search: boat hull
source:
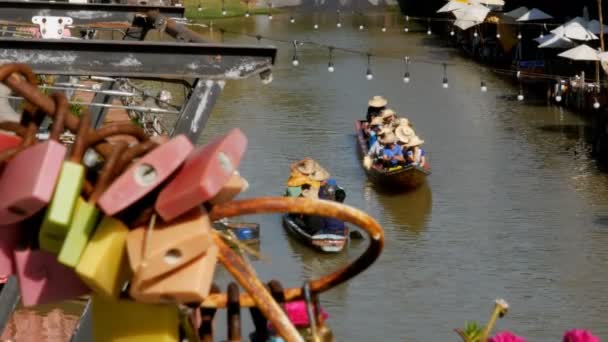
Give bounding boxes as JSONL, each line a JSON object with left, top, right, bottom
{"left": 355, "top": 120, "right": 430, "bottom": 191}
{"left": 282, "top": 215, "right": 347, "bottom": 253}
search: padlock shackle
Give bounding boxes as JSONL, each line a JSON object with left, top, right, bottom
{"left": 116, "top": 140, "right": 159, "bottom": 175}
{"left": 69, "top": 110, "right": 92, "bottom": 163}
{"left": 48, "top": 92, "right": 68, "bottom": 142}
{"left": 89, "top": 141, "right": 128, "bottom": 204}
{"left": 201, "top": 197, "right": 384, "bottom": 308}
{"left": 0, "top": 64, "right": 149, "bottom": 159}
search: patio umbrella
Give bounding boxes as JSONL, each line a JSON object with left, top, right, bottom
{"left": 475, "top": 0, "right": 504, "bottom": 6}
{"left": 452, "top": 3, "right": 490, "bottom": 30}
{"left": 587, "top": 20, "right": 608, "bottom": 35}
{"left": 558, "top": 44, "right": 600, "bottom": 61}
{"left": 516, "top": 8, "right": 553, "bottom": 22}
{"left": 535, "top": 30, "right": 577, "bottom": 49}
{"left": 552, "top": 17, "right": 598, "bottom": 41}
{"left": 504, "top": 6, "right": 528, "bottom": 18}
{"left": 437, "top": 1, "right": 468, "bottom": 13}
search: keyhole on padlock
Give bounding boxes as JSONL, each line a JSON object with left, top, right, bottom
{"left": 7, "top": 206, "right": 27, "bottom": 216}
{"left": 164, "top": 249, "right": 182, "bottom": 265}
{"left": 218, "top": 152, "right": 233, "bottom": 174}
{"left": 134, "top": 163, "right": 158, "bottom": 186}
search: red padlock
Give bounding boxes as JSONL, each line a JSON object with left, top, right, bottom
{"left": 0, "top": 122, "right": 24, "bottom": 152}
{"left": 0, "top": 93, "right": 68, "bottom": 224}
{"left": 155, "top": 128, "right": 248, "bottom": 222}
{"left": 97, "top": 135, "right": 193, "bottom": 216}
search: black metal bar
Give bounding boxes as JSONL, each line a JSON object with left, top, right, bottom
{"left": 199, "top": 284, "right": 220, "bottom": 342}
{"left": 0, "top": 38, "right": 276, "bottom": 80}
{"left": 70, "top": 298, "right": 93, "bottom": 342}
{"left": 227, "top": 282, "right": 241, "bottom": 342}
{"left": 171, "top": 79, "right": 223, "bottom": 143}
{"left": 0, "top": 276, "right": 20, "bottom": 335}
{"left": 89, "top": 81, "right": 116, "bottom": 128}
{"left": 0, "top": 1, "right": 184, "bottom": 25}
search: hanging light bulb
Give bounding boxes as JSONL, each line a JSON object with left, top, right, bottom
{"left": 594, "top": 98, "right": 601, "bottom": 109}
{"left": 404, "top": 15, "right": 409, "bottom": 32}
{"left": 245, "top": 11, "right": 250, "bottom": 17}
{"left": 268, "top": 13, "right": 273, "bottom": 20}
{"left": 517, "top": 32, "right": 522, "bottom": 39}
{"left": 382, "top": 27, "right": 387, "bottom": 32}
{"left": 221, "top": 0, "right": 226, "bottom": 15}
{"left": 289, "top": 16, "right": 295, "bottom": 23}
{"left": 555, "top": 95, "right": 562, "bottom": 102}
{"left": 403, "top": 56, "right": 411, "bottom": 83}
{"left": 442, "top": 63, "right": 449, "bottom": 89}
{"left": 517, "top": 87, "right": 524, "bottom": 101}
{"left": 291, "top": 41, "right": 299, "bottom": 66}
{"left": 450, "top": 28, "right": 455, "bottom": 36}
{"left": 336, "top": 9, "right": 342, "bottom": 28}
{"left": 267, "top": 3, "right": 272, "bottom": 20}
{"left": 481, "top": 81, "right": 487, "bottom": 92}
{"left": 496, "top": 32, "right": 501, "bottom": 38}
{"left": 404, "top": 26, "right": 409, "bottom": 32}
{"left": 366, "top": 53, "right": 373, "bottom": 80}
{"left": 327, "top": 47, "right": 335, "bottom": 72}
{"left": 314, "top": 24, "right": 319, "bottom": 29}
{"left": 197, "top": 2, "right": 202, "bottom": 11}
{"left": 359, "top": 24, "right": 365, "bottom": 30}
{"left": 337, "top": 22, "right": 342, "bottom": 28}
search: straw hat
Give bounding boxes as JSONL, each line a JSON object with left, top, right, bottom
{"left": 370, "top": 116, "right": 383, "bottom": 126}
{"left": 396, "top": 117, "right": 410, "bottom": 127}
{"left": 378, "top": 126, "right": 393, "bottom": 136}
{"left": 291, "top": 158, "right": 316, "bottom": 175}
{"left": 309, "top": 165, "right": 330, "bottom": 182}
{"left": 405, "top": 135, "right": 425, "bottom": 148}
{"left": 395, "top": 125, "right": 415, "bottom": 143}
{"left": 381, "top": 132, "right": 397, "bottom": 145}
{"left": 301, "top": 187, "right": 319, "bottom": 199}
{"left": 380, "top": 108, "right": 397, "bottom": 120}
{"left": 368, "top": 95, "right": 388, "bottom": 108}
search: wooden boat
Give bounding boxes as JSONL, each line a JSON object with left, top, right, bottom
{"left": 213, "top": 220, "right": 260, "bottom": 246}
{"left": 282, "top": 215, "right": 347, "bottom": 253}
{"left": 355, "top": 120, "right": 431, "bottom": 190}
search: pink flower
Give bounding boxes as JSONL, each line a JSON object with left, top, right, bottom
{"left": 489, "top": 331, "right": 526, "bottom": 342}
{"left": 563, "top": 329, "right": 600, "bottom": 342}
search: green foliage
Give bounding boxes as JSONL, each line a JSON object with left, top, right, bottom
{"left": 130, "top": 116, "right": 144, "bottom": 128}
{"left": 455, "top": 321, "right": 483, "bottom": 342}
{"left": 69, "top": 99, "right": 84, "bottom": 117}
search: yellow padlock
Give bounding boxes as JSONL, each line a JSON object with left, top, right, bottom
{"left": 75, "top": 215, "right": 131, "bottom": 298}
{"left": 91, "top": 295, "right": 179, "bottom": 342}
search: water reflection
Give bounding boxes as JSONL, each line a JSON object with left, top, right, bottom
{"left": 1, "top": 303, "right": 81, "bottom": 342}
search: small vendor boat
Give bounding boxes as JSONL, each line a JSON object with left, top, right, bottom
{"left": 282, "top": 215, "right": 348, "bottom": 253}
{"left": 355, "top": 120, "right": 430, "bottom": 190}
{"left": 213, "top": 219, "right": 260, "bottom": 246}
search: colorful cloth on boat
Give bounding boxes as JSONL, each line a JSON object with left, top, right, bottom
{"left": 368, "top": 131, "right": 378, "bottom": 148}
{"left": 285, "top": 186, "right": 302, "bottom": 197}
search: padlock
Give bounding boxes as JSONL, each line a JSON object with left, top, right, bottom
{"left": 0, "top": 122, "right": 24, "bottom": 152}
{"left": 126, "top": 208, "right": 217, "bottom": 303}
{"left": 57, "top": 139, "right": 158, "bottom": 268}
{"left": 0, "top": 93, "right": 68, "bottom": 224}
{"left": 39, "top": 111, "right": 92, "bottom": 254}
{"left": 97, "top": 134, "right": 193, "bottom": 216}
{"left": 13, "top": 248, "right": 89, "bottom": 307}
{"left": 0, "top": 225, "right": 20, "bottom": 277}
{"left": 155, "top": 128, "right": 248, "bottom": 222}
{"left": 91, "top": 294, "right": 179, "bottom": 342}
{"left": 74, "top": 142, "right": 133, "bottom": 298}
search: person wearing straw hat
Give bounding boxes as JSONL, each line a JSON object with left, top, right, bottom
{"left": 380, "top": 132, "right": 403, "bottom": 168}
{"left": 364, "top": 125, "right": 392, "bottom": 170}
{"left": 367, "top": 116, "right": 384, "bottom": 148}
{"left": 395, "top": 123, "right": 415, "bottom": 150}
{"left": 380, "top": 108, "right": 397, "bottom": 127}
{"left": 404, "top": 135, "right": 427, "bottom": 167}
{"left": 366, "top": 95, "right": 388, "bottom": 123}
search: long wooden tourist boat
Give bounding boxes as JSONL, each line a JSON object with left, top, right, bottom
{"left": 355, "top": 120, "right": 431, "bottom": 190}
{"left": 282, "top": 215, "right": 348, "bottom": 253}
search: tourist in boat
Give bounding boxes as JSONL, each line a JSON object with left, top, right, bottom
{"left": 394, "top": 123, "right": 416, "bottom": 156}
{"left": 366, "top": 95, "right": 388, "bottom": 123}
{"left": 380, "top": 133, "right": 403, "bottom": 168}
{"left": 380, "top": 108, "right": 397, "bottom": 128}
{"left": 367, "top": 116, "right": 384, "bottom": 148}
{"left": 285, "top": 158, "right": 322, "bottom": 197}
{"left": 404, "top": 135, "right": 427, "bottom": 167}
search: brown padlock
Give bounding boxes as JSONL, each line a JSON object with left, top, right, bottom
{"left": 126, "top": 208, "right": 218, "bottom": 304}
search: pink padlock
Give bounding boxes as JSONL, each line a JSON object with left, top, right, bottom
{"left": 0, "top": 94, "right": 68, "bottom": 224}
{"left": 0, "top": 225, "right": 20, "bottom": 278}
{"left": 14, "top": 249, "right": 89, "bottom": 307}
{"left": 97, "top": 135, "right": 193, "bottom": 216}
{"left": 155, "top": 128, "right": 248, "bottom": 222}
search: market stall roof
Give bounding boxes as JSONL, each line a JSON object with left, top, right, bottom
{"left": 558, "top": 44, "right": 600, "bottom": 61}
{"left": 516, "top": 8, "right": 553, "bottom": 22}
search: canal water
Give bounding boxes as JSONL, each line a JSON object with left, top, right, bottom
{"left": 190, "top": 12, "right": 608, "bottom": 341}
{"left": 4, "top": 10, "right": 608, "bottom": 342}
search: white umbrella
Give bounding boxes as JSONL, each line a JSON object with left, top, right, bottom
{"left": 558, "top": 44, "right": 600, "bottom": 61}
{"left": 504, "top": 6, "right": 528, "bottom": 18}
{"left": 535, "top": 31, "right": 577, "bottom": 49}
{"left": 516, "top": 8, "right": 553, "bottom": 22}
{"left": 476, "top": 0, "right": 504, "bottom": 6}
{"left": 587, "top": 20, "right": 608, "bottom": 35}
{"left": 437, "top": 1, "right": 468, "bottom": 13}
{"left": 552, "top": 17, "right": 598, "bottom": 41}
{"left": 452, "top": 3, "right": 490, "bottom": 24}
{"left": 453, "top": 19, "right": 481, "bottom": 30}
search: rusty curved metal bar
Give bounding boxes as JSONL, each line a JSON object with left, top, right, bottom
{"left": 0, "top": 64, "right": 149, "bottom": 159}
{"left": 204, "top": 197, "right": 384, "bottom": 308}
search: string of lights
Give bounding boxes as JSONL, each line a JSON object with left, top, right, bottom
{"left": 186, "top": 11, "right": 604, "bottom": 106}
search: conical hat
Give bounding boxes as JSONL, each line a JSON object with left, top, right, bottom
{"left": 381, "top": 132, "right": 397, "bottom": 144}
{"left": 368, "top": 95, "right": 387, "bottom": 108}
{"left": 405, "top": 135, "right": 425, "bottom": 147}
{"left": 395, "top": 125, "right": 415, "bottom": 143}
{"left": 291, "top": 158, "right": 316, "bottom": 175}
{"left": 309, "top": 164, "right": 330, "bottom": 182}
{"left": 380, "top": 108, "right": 397, "bottom": 119}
